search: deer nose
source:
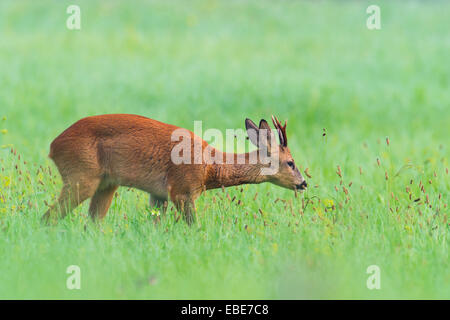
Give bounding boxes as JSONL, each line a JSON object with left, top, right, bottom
{"left": 297, "top": 181, "right": 307, "bottom": 190}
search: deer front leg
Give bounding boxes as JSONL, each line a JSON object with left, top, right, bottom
{"left": 172, "top": 196, "right": 196, "bottom": 225}
{"left": 169, "top": 188, "right": 198, "bottom": 226}
{"left": 150, "top": 195, "right": 168, "bottom": 213}
{"left": 149, "top": 194, "right": 168, "bottom": 224}
{"left": 167, "top": 170, "right": 202, "bottom": 226}
{"left": 182, "top": 198, "right": 196, "bottom": 225}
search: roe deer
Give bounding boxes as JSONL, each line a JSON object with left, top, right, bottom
{"left": 42, "top": 114, "right": 307, "bottom": 225}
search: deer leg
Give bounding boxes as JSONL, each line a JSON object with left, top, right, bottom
{"left": 149, "top": 194, "right": 168, "bottom": 223}
{"left": 42, "top": 177, "right": 100, "bottom": 224}
{"left": 168, "top": 178, "right": 201, "bottom": 226}
{"left": 89, "top": 184, "right": 118, "bottom": 221}
{"left": 183, "top": 199, "right": 196, "bottom": 225}
{"left": 149, "top": 195, "right": 168, "bottom": 212}
{"left": 172, "top": 197, "right": 196, "bottom": 226}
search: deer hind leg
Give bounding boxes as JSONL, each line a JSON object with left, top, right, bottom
{"left": 89, "top": 183, "right": 118, "bottom": 221}
{"left": 42, "top": 177, "right": 101, "bottom": 224}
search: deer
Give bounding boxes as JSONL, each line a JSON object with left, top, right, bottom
{"left": 42, "top": 114, "right": 307, "bottom": 225}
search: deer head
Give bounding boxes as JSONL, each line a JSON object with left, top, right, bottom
{"left": 245, "top": 115, "right": 307, "bottom": 191}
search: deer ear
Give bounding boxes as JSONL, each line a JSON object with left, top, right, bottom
{"left": 258, "top": 119, "right": 273, "bottom": 149}
{"left": 245, "top": 118, "right": 259, "bottom": 147}
{"left": 258, "top": 119, "right": 271, "bottom": 131}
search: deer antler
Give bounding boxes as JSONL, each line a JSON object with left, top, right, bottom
{"left": 271, "top": 115, "right": 287, "bottom": 147}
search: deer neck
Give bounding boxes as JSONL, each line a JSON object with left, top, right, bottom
{"left": 205, "top": 150, "right": 270, "bottom": 190}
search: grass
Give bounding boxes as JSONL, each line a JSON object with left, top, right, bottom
{"left": 0, "top": 0, "right": 448, "bottom": 299}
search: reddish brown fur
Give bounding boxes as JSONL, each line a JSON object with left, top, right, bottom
{"left": 42, "top": 114, "right": 306, "bottom": 225}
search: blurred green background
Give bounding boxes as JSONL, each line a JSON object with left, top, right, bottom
{"left": 0, "top": 0, "right": 448, "bottom": 299}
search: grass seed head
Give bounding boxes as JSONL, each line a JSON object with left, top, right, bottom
{"left": 336, "top": 165, "right": 342, "bottom": 178}
{"left": 304, "top": 168, "right": 312, "bottom": 178}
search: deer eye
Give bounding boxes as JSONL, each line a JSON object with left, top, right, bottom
{"left": 287, "top": 161, "right": 295, "bottom": 169}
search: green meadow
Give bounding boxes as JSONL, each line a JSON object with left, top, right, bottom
{"left": 0, "top": 0, "right": 448, "bottom": 299}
